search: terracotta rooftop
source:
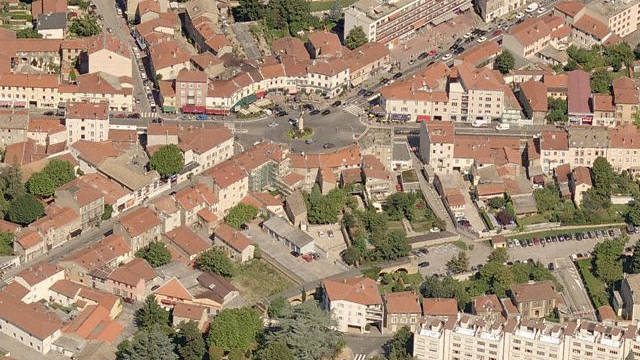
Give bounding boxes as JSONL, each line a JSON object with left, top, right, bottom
{"left": 422, "top": 298, "right": 458, "bottom": 316}
{"left": 572, "top": 166, "right": 592, "bottom": 186}
{"left": 165, "top": 226, "right": 210, "bottom": 257}
{"left": 290, "top": 144, "right": 361, "bottom": 170}
{"left": 117, "top": 207, "right": 161, "bottom": 237}
{"left": 154, "top": 277, "right": 193, "bottom": 300}
{"left": 511, "top": 280, "right": 558, "bottom": 302}
{"left": 573, "top": 14, "right": 610, "bottom": 40}
{"left": 271, "top": 36, "right": 310, "bottom": 61}
{"left": 307, "top": 31, "right": 345, "bottom": 58}
{"left": 540, "top": 130, "right": 569, "bottom": 151}
{"left": 384, "top": 291, "right": 421, "bottom": 314}
{"left": 520, "top": 80, "right": 548, "bottom": 112}
{"left": 214, "top": 224, "right": 252, "bottom": 252}
{"left": 64, "top": 234, "right": 130, "bottom": 271}
{"left": 554, "top": 0, "right": 585, "bottom": 17}
{"left": 323, "top": 277, "right": 382, "bottom": 305}
{"left": 0, "top": 292, "right": 62, "bottom": 340}
{"left": 107, "top": 258, "right": 157, "bottom": 287}
{"left": 173, "top": 302, "right": 206, "bottom": 320}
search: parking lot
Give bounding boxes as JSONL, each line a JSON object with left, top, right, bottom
{"left": 244, "top": 223, "right": 347, "bottom": 283}
{"left": 307, "top": 224, "right": 347, "bottom": 261}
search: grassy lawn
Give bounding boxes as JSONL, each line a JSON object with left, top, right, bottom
{"left": 379, "top": 273, "right": 423, "bottom": 295}
{"left": 507, "top": 225, "right": 619, "bottom": 240}
{"left": 575, "top": 259, "right": 609, "bottom": 308}
{"left": 453, "top": 240, "right": 467, "bottom": 250}
{"left": 231, "top": 259, "right": 294, "bottom": 304}
{"left": 387, "top": 220, "right": 405, "bottom": 234}
{"left": 309, "top": 0, "right": 357, "bottom": 12}
{"left": 518, "top": 213, "right": 549, "bottom": 226}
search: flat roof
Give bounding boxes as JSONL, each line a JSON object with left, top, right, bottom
{"left": 586, "top": 0, "right": 640, "bottom": 17}
{"left": 262, "top": 216, "right": 314, "bottom": 249}
{"left": 393, "top": 142, "right": 411, "bottom": 162}
{"left": 349, "top": 0, "right": 422, "bottom": 20}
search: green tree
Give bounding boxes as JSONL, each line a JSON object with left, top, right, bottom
{"left": 446, "top": 251, "right": 469, "bottom": 274}
{"left": 369, "top": 229, "right": 410, "bottom": 261}
{"left": 7, "top": 193, "right": 44, "bottom": 225}
{"left": 546, "top": 97, "right": 568, "bottom": 123}
{"left": 564, "top": 59, "right": 578, "bottom": 71}
{"left": 487, "top": 247, "right": 508, "bottom": 264}
{"left": 255, "top": 341, "right": 295, "bottom": 360}
{"left": 224, "top": 203, "right": 258, "bottom": 229}
{"left": 135, "top": 295, "right": 169, "bottom": 329}
{"left": 591, "top": 69, "right": 613, "bottom": 94}
{"left": 195, "top": 248, "right": 236, "bottom": 277}
{"left": 592, "top": 157, "right": 614, "bottom": 196}
{"left": 69, "top": 17, "right": 101, "bottom": 37}
{"left": 388, "top": 326, "right": 413, "bottom": 360}
{"left": 593, "top": 237, "right": 625, "bottom": 284}
{"left": 118, "top": 324, "right": 177, "bottom": 360}
{"left": 261, "top": 301, "right": 343, "bottom": 360}
{"left": 305, "top": 186, "right": 347, "bottom": 224}
{"left": 328, "top": 0, "right": 342, "bottom": 23}
{"left": 102, "top": 203, "right": 113, "bottom": 220}
{"left": 534, "top": 184, "right": 561, "bottom": 212}
{"left": 420, "top": 275, "right": 469, "bottom": 310}
{"left": 26, "top": 171, "right": 55, "bottom": 197}
{"left": 384, "top": 192, "right": 418, "bottom": 221}
{"left": 605, "top": 42, "right": 635, "bottom": 72}
{"left": 267, "top": 296, "right": 291, "bottom": 318}
{"left": 207, "top": 307, "right": 262, "bottom": 353}
{"left": 0, "top": 232, "right": 13, "bottom": 256}
{"left": 208, "top": 346, "right": 224, "bottom": 360}
{"left": 345, "top": 26, "right": 367, "bottom": 50}
{"left": 135, "top": 242, "right": 171, "bottom": 267}
{"left": 488, "top": 197, "right": 505, "bottom": 209}
{"left": 16, "top": 28, "right": 42, "bottom": 38}
{"left": 494, "top": 51, "right": 515, "bottom": 74}
{"left": 233, "top": 0, "right": 263, "bottom": 21}
{"left": 174, "top": 321, "right": 206, "bottom": 360}
{"left": 149, "top": 144, "right": 184, "bottom": 178}
{"left": 477, "top": 261, "right": 514, "bottom": 297}
{"left": 69, "top": 69, "right": 77, "bottom": 82}
{"left": 629, "top": 240, "right": 640, "bottom": 274}
{"left": 627, "top": 349, "right": 636, "bottom": 360}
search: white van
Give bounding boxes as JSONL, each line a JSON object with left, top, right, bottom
{"left": 496, "top": 123, "right": 510, "bottom": 130}
{"left": 525, "top": 2, "right": 539, "bottom": 13}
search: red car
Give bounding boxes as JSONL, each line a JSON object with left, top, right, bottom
{"left": 302, "top": 254, "right": 313, "bottom": 262}
{"left": 429, "top": 49, "right": 438, "bottom": 56}
{"left": 492, "top": 30, "right": 502, "bottom": 36}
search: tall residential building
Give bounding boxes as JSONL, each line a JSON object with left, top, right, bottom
{"left": 65, "top": 101, "right": 109, "bottom": 144}
{"left": 321, "top": 277, "right": 384, "bottom": 333}
{"left": 343, "top": 0, "right": 473, "bottom": 48}
{"left": 476, "top": 0, "right": 526, "bottom": 22}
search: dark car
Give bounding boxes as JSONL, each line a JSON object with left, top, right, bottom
{"left": 310, "top": 109, "right": 320, "bottom": 115}
{"left": 393, "top": 72, "right": 403, "bottom": 79}
{"left": 276, "top": 110, "right": 287, "bottom": 117}
{"left": 364, "top": 90, "right": 374, "bottom": 97}
{"left": 418, "top": 52, "right": 428, "bottom": 60}
{"left": 129, "top": 113, "right": 140, "bottom": 118}
{"left": 358, "top": 89, "right": 367, "bottom": 96}
{"left": 323, "top": 143, "right": 335, "bottom": 149}
{"left": 288, "top": 118, "right": 298, "bottom": 125}
{"left": 43, "top": 110, "right": 55, "bottom": 115}
{"left": 321, "top": 109, "right": 331, "bottom": 115}
{"left": 291, "top": 251, "right": 300, "bottom": 257}
{"left": 418, "top": 261, "right": 430, "bottom": 267}
{"left": 303, "top": 103, "right": 315, "bottom": 111}
{"left": 380, "top": 78, "right": 389, "bottom": 85}
{"left": 454, "top": 48, "right": 464, "bottom": 55}
{"left": 332, "top": 100, "right": 342, "bottom": 107}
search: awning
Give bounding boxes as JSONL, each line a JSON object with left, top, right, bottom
{"left": 0, "top": 101, "right": 11, "bottom": 106}
{"left": 13, "top": 101, "right": 26, "bottom": 107}
{"left": 416, "top": 115, "right": 431, "bottom": 122}
{"left": 206, "top": 108, "right": 228, "bottom": 115}
{"left": 233, "top": 94, "right": 258, "bottom": 109}
{"left": 256, "top": 91, "right": 266, "bottom": 98}
{"left": 390, "top": 113, "right": 410, "bottom": 121}
{"left": 162, "top": 105, "right": 176, "bottom": 113}
{"left": 181, "top": 105, "right": 206, "bottom": 114}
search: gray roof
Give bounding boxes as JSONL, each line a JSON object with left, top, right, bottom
{"left": 285, "top": 190, "right": 307, "bottom": 216}
{"left": 262, "top": 216, "right": 314, "bottom": 249}
{"left": 511, "top": 194, "right": 538, "bottom": 215}
{"left": 0, "top": 110, "right": 29, "bottom": 130}
{"left": 393, "top": 142, "right": 411, "bottom": 162}
{"left": 37, "top": 12, "right": 66, "bottom": 30}
{"left": 567, "top": 127, "right": 609, "bottom": 149}
{"left": 98, "top": 153, "right": 158, "bottom": 191}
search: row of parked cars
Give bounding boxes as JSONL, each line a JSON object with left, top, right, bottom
{"left": 507, "top": 228, "right": 619, "bottom": 248}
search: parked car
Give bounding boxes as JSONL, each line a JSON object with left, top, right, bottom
{"left": 327, "top": 230, "right": 334, "bottom": 237}
{"left": 291, "top": 251, "right": 300, "bottom": 257}
{"left": 418, "top": 52, "right": 428, "bottom": 60}
{"left": 195, "top": 114, "right": 208, "bottom": 121}
{"left": 321, "top": 109, "right": 331, "bottom": 115}
{"left": 418, "top": 261, "right": 430, "bottom": 267}
{"left": 310, "top": 109, "right": 320, "bottom": 115}
{"left": 393, "top": 72, "right": 403, "bottom": 79}
{"left": 496, "top": 123, "right": 510, "bottom": 130}
{"left": 441, "top": 53, "right": 453, "bottom": 61}
{"left": 332, "top": 101, "right": 342, "bottom": 107}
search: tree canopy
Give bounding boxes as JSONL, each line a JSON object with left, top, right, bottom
{"left": 387, "top": 326, "right": 413, "bottom": 360}
{"left": 174, "top": 321, "right": 206, "bottom": 360}
{"left": 135, "top": 242, "right": 171, "bottom": 267}
{"left": 195, "top": 248, "right": 236, "bottom": 277}
{"left": 26, "top": 159, "right": 75, "bottom": 197}
{"left": 149, "top": 145, "right": 184, "bottom": 178}
{"left": 345, "top": 26, "right": 367, "bottom": 50}
{"left": 116, "top": 324, "right": 177, "bottom": 360}
{"left": 494, "top": 51, "right": 515, "bottom": 74}
{"left": 207, "top": 307, "right": 262, "bottom": 353}
{"left": 7, "top": 193, "right": 44, "bottom": 225}
{"left": 446, "top": 251, "right": 469, "bottom": 274}
{"left": 305, "top": 185, "right": 347, "bottom": 224}
{"left": 592, "top": 236, "right": 626, "bottom": 285}
{"left": 0, "top": 232, "right": 13, "bottom": 256}
{"left": 16, "top": 28, "right": 42, "bottom": 38}
{"left": 546, "top": 97, "right": 568, "bottom": 124}
{"left": 260, "top": 301, "right": 343, "bottom": 360}
{"left": 135, "top": 295, "right": 169, "bottom": 329}
{"left": 70, "top": 17, "right": 101, "bottom": 37}
{"left": 224, "top": 203, "right": 258, "bottom": 229}
{"left": 591, "top": 69, "right": 613, "bottom": 94}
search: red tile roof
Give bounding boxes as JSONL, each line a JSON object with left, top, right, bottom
{"left": 108, "top": 258, "right": 157, "bottom": 287}
{"left": 154, "top": 277, "right": 193, "bottom": 300}
{"left": 214, "top": 223, "right": 252, "bottom": 252}
{"left": 541, "top": 130, "right": 569, "bottom": 151}
{"left": 165, "top": 226, "right": 210, "bottom": 257}
{"left": 572, "top": 166, "right": 592, "bottom": 186}
{"left": 290, "top": 144, "right": 361, "bottom": 170}
{"left": 554, "top": 1, "right": 585, "bottom": 17}
{"left": 520, "top": 80, "right": 548, "bottom": 112}
{"left": 573, "top": 14, "right": 609, "bottom": 40}
{"left": 118, "top": 207, "right": 161, "bottom": 237}
{"left": 323, "top": 277, "right": 382, "bottom": 305}
{"left": 0, "top": 292, "right": 62, "bottom": 340}
{"left": 173, "top": 302, "right": 206, "bottom": 320}
{"left": 422, "top": 298, "right": 458, "bottom": 316}
{"left": 384, "top": 291, "right": 421, "bottom": 314}
{"left": 16, "top": 262, "right": 60, "bottom": 286}
{"left": 271, "top": 36, "right": 310, "bottom": 61}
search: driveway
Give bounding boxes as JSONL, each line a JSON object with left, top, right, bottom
{"left": 245, "top": 223, "right": 347, "bottom": 283}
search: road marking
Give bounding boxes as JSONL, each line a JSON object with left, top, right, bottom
{"left": 354, "top": 354, "right": 367, "bottom": 360}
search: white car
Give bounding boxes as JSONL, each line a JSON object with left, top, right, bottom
{"left": 463, "top": 32, "right": 472, "bottom": 39}
{"left": 430, "top": 227, "right": 441, "bottom": 233}
{"left": 525, "top": 2, "right": 538, "bottom": 12}
{"left": 537, "top": 7, "right": 545, "bottom": 14}
{"left": 496, "top": 123, "right": 510, "bottom": 130}
{"left": 515, "top": 12, "right": 524, "bottom": 19}
{"left": 268, "top": 121, "right": 278, "bottom": 128}
{"left": 477, "top": 36, "right": 487, "bottom": 43}
{"left": 441, "top": 53, "right": 453, "bottom": 61}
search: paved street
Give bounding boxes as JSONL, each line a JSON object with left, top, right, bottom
{"left": 554, "top": 257, "right": 597, "bottom": 321}
{"left": 92, "top": 0, "right": 151, "bottom": 113}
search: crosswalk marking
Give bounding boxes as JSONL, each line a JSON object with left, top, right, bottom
{"left": 343, "top": 104, "right": 363, "bottom": 116}
{"left": 354, "top": 354, "right": 367, "bottom": 360}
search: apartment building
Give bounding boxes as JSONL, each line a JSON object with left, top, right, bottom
{"left": 114, "top": 207, "right": 162, "bottom": 252}
{"left": 476, "top": 0, "right": 526, "bottom": 22}
{"left": 502, "top": 16, "right": 568, "bottom": 59}
{"left": 621, "top": 273, "right": 640, "bottom": 321}
{"left": 607, "top": 124, "right": 640, "bottom": 173}
{"left": 343, "top": 0, "right": 473, "bottom": 48}
{"left": 0, "top": 109, "right": 29, "bottom": 147}
{"left": 567, "top": 126, "right": 609, "bottom": 168}
{"left": 65, "top": 101, "right": 109, "bottom": 144}
{"left": 175, "top": 69, "right": 207, "bottom": 112}
{"left": 568, "top": 70, "right": 593, "bottom": 125}
{"left": 383, "top": 291, "right": 422, "bottom": 333}
{"left": 449, "top": 63, "right": 506, "bottom": 123}
{"left": 570, "top": 166, "right": 593, "bottom": 206}
{"left": 510, "top": 280, "right": 560, "bottom": 320}
{"left": 571, "top": 14, "right": 612, "bottom": 48}
{"left": 585, "top": 0, "right": 640, "bottom": 38}
{"left": 592, "top": 94, "right": 616, "bottom": 127}
{"left": 612, "top": 77, "right": 640, "bottom": 125}
{"left": 321, "top": 277, "right": 383, "bottom": 333}
{"left": 201, "top": 161, "right": 248, "bottom": 215}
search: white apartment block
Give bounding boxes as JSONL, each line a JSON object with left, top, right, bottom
{"left": 65, "top": 101, "right": 110, "bottom": 144}
{"left": 321, "top": 277, "right": 384, "bottom": 334}
{"left": 344, "top": 0, "right": 473, "bottom": 48}
{"left": 586, "top": 0, "right": 640, "bottom": 38}
{"left": 414, "top": 315, "right": 631, "bottom": 360}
